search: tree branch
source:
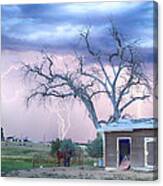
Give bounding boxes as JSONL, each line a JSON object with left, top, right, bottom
{"left": 120, "top": 95, "right": 150, "bottom": 113}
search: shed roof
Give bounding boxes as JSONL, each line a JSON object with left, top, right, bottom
{"left": 97, "top": 118, "right": 158, "bottom": 133}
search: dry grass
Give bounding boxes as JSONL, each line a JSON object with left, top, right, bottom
{"left": 3, "top": 166, "right": 158, "bottom": 181}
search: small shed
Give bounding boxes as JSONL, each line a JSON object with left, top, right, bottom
{"left": 97, "top": 118, "right": 158, "bottom": 171}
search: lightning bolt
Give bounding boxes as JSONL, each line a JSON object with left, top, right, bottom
{"left": 1, "top": 64, "right": 22, "bottom": 80}
{"left": 46, "top": 100, "right": 72, "bottom": 140}
{"left": 1, "top": 63, "right": 24, "bottom": 103}
{"left": 62, "top": 101, "right": 71, "bottom": 139}
{"left": 2, "top": 63, "right": 72, "bottom": 140}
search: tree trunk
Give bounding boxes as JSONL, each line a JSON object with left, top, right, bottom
{"left": 80, "top": 96, "right": 100, "bottom": 129}
{"left": 112, "top": 109, "right": 121, "bottom": 122}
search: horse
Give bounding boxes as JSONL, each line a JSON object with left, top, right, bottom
{"left": 56, "top": 150, "right": 72, "bottom": 167}
{"left": 56, "top": 150, "right": 64, "bottom": 166}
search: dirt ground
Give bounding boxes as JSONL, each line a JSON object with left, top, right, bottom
{"left": 2, "top": 166, "right": 158, "bottom": 181}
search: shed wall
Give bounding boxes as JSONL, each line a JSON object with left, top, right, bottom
{"left": 105, "top": 129, "right": 157, "bottom": 168}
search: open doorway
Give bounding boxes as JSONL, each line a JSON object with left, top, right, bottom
{"left": 117, "top": 137, "right": 131, "bottom": 169}
{"left": 144, "top": 137, "right": 157, "bottom": 169}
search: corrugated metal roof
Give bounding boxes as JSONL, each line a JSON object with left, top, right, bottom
{"left": 97, "top": 118, "right": 158, "bottom": 132}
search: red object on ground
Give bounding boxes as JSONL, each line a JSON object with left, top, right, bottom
{"left": 119, "top": 160, "right": 131, "bottom": 170}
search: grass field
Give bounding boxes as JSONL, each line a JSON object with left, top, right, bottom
{"left": 1, "top": 141, "right": 157, "bottom": 180}
{"left": 1, "top": 141, "right": 95, "bottom": 175}
{"left": 1, "top": 141, "right": 56, "bottom": 174}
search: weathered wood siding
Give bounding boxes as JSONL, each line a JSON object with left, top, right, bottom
{"left": 105, "top": 129, "right": 158, "bottom": 168}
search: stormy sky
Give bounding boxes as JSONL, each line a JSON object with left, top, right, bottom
{"left": 1, "top": 1, "right": 157, "bottom": 142}
{"left": 2, "top": 2, "right": 156, "bottom": 53}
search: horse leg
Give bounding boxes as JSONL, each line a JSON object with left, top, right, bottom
{"left": 57, "top": 157, "right": 60, "bottom": 166}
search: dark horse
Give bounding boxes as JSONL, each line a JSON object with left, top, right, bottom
{"left": 56, "top": 150, "right": 72, "bottom": 167}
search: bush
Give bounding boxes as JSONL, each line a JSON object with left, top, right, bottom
{"left": 50, "top": 138, "right": 61, "bottom": 156}
{"left": 86, "top": 135, "right": 103, "bottom": 159}
{"left": 50, "top": 138, "right": 77, "bottom": 156}
{"left": 60, "top": 139, "right": 76, "bottom": 156}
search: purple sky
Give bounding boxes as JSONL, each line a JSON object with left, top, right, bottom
{"left": 1, "top": 1, "right": 157, "bottom": 142}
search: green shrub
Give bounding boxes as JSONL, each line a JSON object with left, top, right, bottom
{"left": 86, "top": 135, "right": 103, "bottom": 159}
{"left": 50, "top": 138, "right": 61, "bottom": 156}
{"left": 60, "top": 139, "right": 76, "bottom": 156}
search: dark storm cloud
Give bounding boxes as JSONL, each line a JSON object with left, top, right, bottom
{"left": 1, "top": 1, "right": 157, "bottom": 60}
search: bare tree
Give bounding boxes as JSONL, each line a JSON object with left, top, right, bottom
{"left": 22, "top": 22, "right": 151, "bottom": 129}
